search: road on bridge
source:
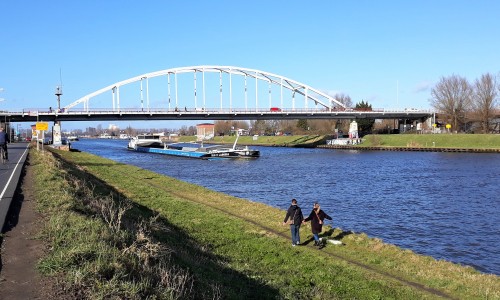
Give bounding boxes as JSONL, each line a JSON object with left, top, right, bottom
{"left": 0, "top": 142, "right": 29, "bottom": 231}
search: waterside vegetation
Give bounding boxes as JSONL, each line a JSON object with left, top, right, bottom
{"left": 32, "top": 148, "right": 499, "bottom": 299}
{"left": 361, "top": 133, "right": 500, "bottom": 149}
{"left": 178, "top": 134, "right": 325, "bottom": 147}
{"left": 180, "top": 133, "right": 500, "bottom": 149}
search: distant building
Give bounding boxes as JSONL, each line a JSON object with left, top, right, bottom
{"left": 232, "top": 128, "right": 249, "bottom": 136}
{"left": 196, "top": 123, "right": 215, "bottom": 139}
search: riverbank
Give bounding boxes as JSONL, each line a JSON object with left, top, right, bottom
{"left": 319, "top": 144, "right": 500, "bottom": 153}
{"left": 361, "top": 133, "right": 500, "bottom": 149}
{"left": 17, "top": 148, "right": 499, "bottom": 299}
{"left": 321, "top": 134, "right": 500, "bottom": 153}
{"left": 178, "top": 134, "right": 326, "bottom": 147}
{"left": 182, "top": 134, "right": 500, "bottom": 151}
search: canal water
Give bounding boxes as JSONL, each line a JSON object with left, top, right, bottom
{"left": 72, "top": 138, "right": 500, "bottom": 275}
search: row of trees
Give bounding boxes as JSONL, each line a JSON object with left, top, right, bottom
{"left": 214, "top": 119, "right": 339, "bottom": 136}
{"left": 430, "top": 73, "right": 499, "bottom": 133}
{"left": 215, "top": 72, "right": 500, "bottom": 136}
{"left": 212, "top": 94, "right": 377, "bottom": 136}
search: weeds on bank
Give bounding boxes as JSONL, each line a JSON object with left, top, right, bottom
{"left": 33, "top": 151, "right": 196, "bottom": 299}
{"left": 406, "top": 141, "right": 422, "bottom": 147}
{"left": 362, "top": 134, "right": 500, "bottom": 148}
{"left": 367, "top": 135, "right": 382, "bottom": 146}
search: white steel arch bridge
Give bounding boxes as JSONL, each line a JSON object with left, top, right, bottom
{"left": 64, "top": 65, "right": 346, "bottom": 112}
{"left": 2, "top": 65, "right": 433, "bottom": 122}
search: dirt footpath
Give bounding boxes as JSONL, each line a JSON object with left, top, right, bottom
{"left": 0, "top": 161, "right": 53, "bottom": 299}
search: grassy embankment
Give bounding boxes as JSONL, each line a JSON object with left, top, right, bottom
{"left": 32, "top": 149, "right": 499, "bottom": 299}
{"left": 179, "top": 133, "right": 500, "bottom": 149}
{"left": 178, "top": 134, "right": 325, "bottom": 147}
{"left": 360, "top": 134, "right": 500, "bottom": 149}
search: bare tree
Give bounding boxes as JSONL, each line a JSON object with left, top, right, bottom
{"left": 309, "top": 119, "right": 337, "bottom": 134}
{"left": 473, "top": 73, "right": 498, "bottom": 133}
{"left": 178, "top": 125, "right": 189, "bottom": 135}
{"left": 214, "top": 120, "right": 232, "bottom": 135}
{"left": 333, "top": 93, "right": 353, "bottom": 133}
{"left": 430, "top": 75, "right": 473, "bottom": 132}
{"left": 231, "top": 120, "right": 249, "bottom": 130}
{"left": 188, "top": 125, "right": 197, "bottom": 135}
{"left": 124, "top": 125, "right": 136, "bottom": 136}
{"left": 250, "top": 120, "right": 269, "bottom": 135}
{"left": 334, "top": 93, "right": 353, "bottom": 108}
{"left": 277, "top": 120, "right": 295, "bottom": 134}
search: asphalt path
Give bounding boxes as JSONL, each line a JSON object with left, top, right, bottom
{"left": 0, "top": 142, "right": 29, "bottom": 232}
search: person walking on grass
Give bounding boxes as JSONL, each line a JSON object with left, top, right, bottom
{"left": 303, "top": 202, "right": 332, "bottom": 247}
{"left": 282, "top": 198, "right": 304, "bottom": 246}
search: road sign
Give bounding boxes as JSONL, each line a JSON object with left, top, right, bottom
{"left": 445, "top": 124, "right": 451, "bottom": 129}
{"left": 36, "top": 122, "right": 49, "bottom": 131}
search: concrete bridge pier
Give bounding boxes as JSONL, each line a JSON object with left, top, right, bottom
{"left": 52, "top": 121, "right": 62, "bottom": 146}
{"left": 397, "top": 117, "right": 431, "bottom": 133}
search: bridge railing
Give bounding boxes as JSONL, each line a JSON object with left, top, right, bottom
{"left": 47, "top": 108, "right": 431, "bottom": 114}
{"left": 2, "top": 107, "right": 435, "bottom": 116}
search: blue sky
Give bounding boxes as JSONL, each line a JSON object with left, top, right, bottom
{"left": 1, "top": 1, "right": 499, "bottom": 130}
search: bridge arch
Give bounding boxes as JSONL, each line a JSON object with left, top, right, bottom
{"left": 64, "top": 65, "right": 345, "bottom": 112}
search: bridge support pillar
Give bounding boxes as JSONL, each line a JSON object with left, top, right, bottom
{"left": 399, "top": 118, "right": 415, "bottom": 133}
{"left": 52, "top": 121, "right": 62, "bottom": 146}
{"left": 425, "top": 116, "right": 434, "bottom": 131}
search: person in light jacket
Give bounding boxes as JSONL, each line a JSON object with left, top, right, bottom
{"left": 282, "top": 198, "right": 304, "bottom": 246}
{"left": 303, "top": 203, "right": 332, "bottom": 246}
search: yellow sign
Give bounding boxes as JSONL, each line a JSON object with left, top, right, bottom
{"left": 432, "top": 123, "right": 437, "bottom": 128}
{"left": 36, "top": 122, "right": 49, "bottom": 131}
{"left": 445, "top": 124, "right": 451, "bottom": 129}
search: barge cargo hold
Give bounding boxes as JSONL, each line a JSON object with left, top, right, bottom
{"left": 128, "top": 135, "right": 260, "bottom": 159}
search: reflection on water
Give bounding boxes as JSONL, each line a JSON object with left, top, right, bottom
{"left": 73, "top": 139, "right": 500, "bottom": 275}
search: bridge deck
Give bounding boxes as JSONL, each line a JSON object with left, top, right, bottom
{"left": 2, "top": 108, "right": 433, "bottom": 122}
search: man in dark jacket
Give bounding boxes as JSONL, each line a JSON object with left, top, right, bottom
{"left": 283, "top": 198, "right": 304, "bottom": 246}
{"left": 304, "top": 202, "right": 332, "bottom": 247}
{"left": 0, "top": 127, "right": 9, "bottom": 160}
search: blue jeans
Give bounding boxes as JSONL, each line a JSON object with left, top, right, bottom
{"left": 313, "top": 233, "right": 319, "bottom": 242}
{"left": 290, "top": 224, "right": 301, "bottom": 245}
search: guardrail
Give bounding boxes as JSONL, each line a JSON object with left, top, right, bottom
{"left": 1, "top": 107, "right": 435, "bottom": 115}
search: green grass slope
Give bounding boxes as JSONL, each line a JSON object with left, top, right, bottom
{"left": 361, "top": 134, "right": 500, "bottom": 149}
{"left": 32, "top": 149, "right": 499, "bottom": 299}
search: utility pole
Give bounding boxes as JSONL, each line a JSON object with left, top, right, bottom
{"left": 53, "top": 86, "right": 63, "bottom": 146}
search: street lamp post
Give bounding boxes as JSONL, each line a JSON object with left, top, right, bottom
{"left": 55, "top": 86, "right": 62, "bottom": 110}
{"left": 53, "top": 86, "right": 63, "bottom": 146}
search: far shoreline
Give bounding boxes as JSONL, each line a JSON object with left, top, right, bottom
{"left": 178, "top": 133, "right": 500, "bottom": 152}
{"left": 317, "top": 144, "right": 500, "bottom": 153}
